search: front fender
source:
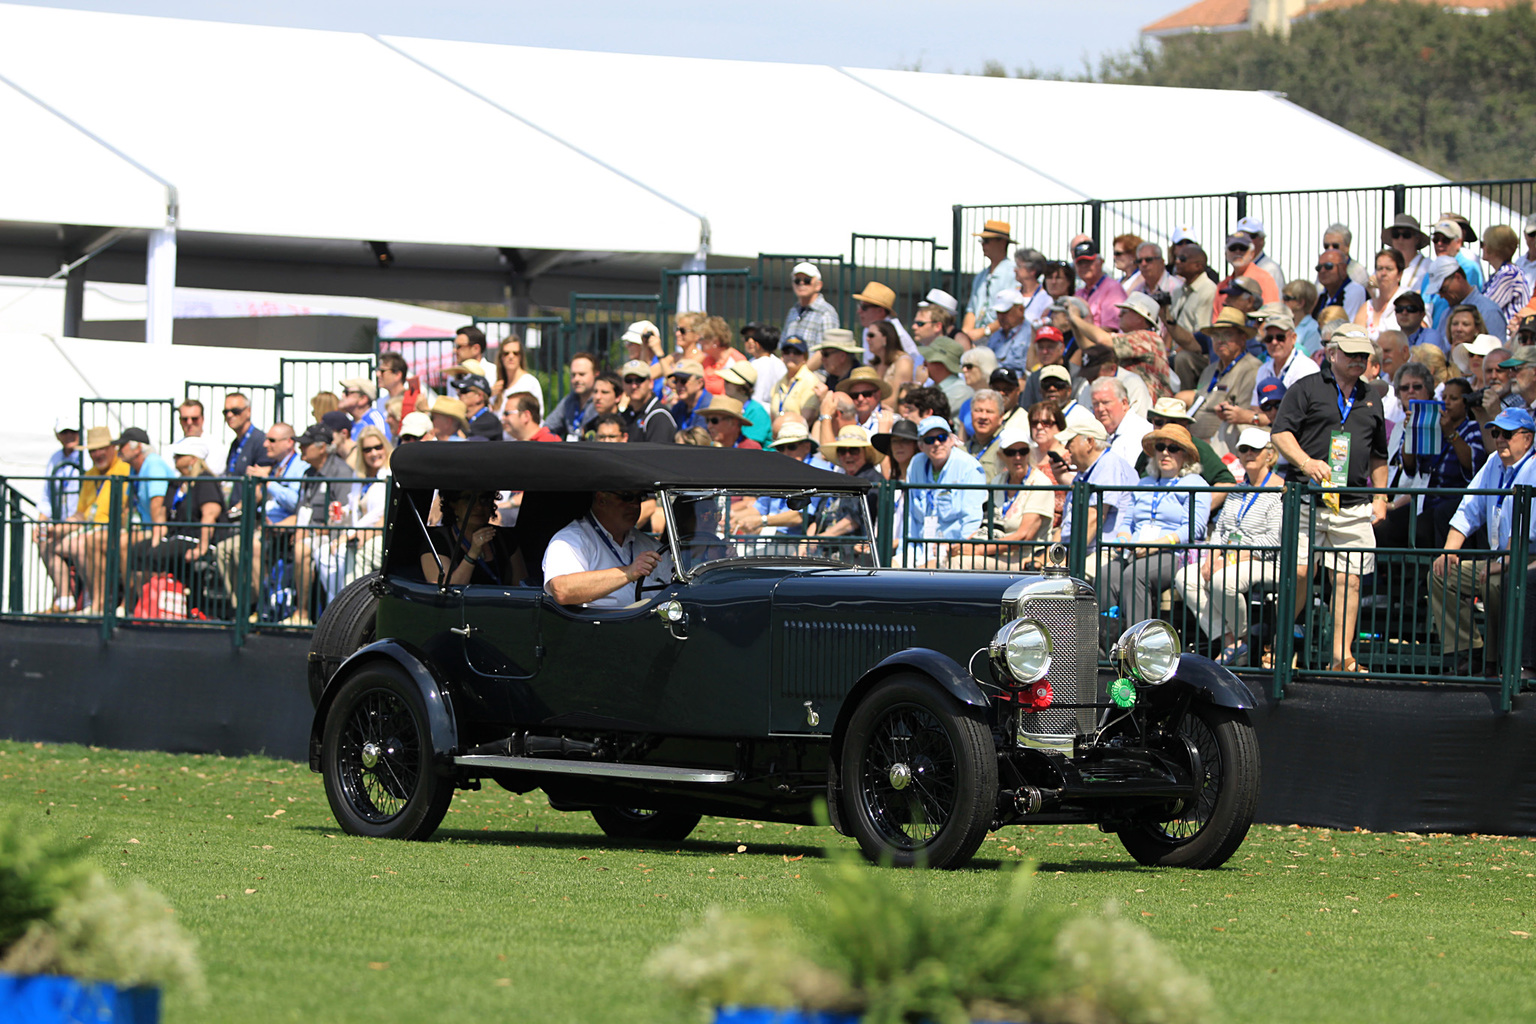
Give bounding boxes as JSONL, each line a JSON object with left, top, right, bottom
{"left": 1163, "top": 653, "right": 1257, "bottom": 709}
{"left": 307, "top": 638, "right": 459, "bottom": 772}
{"left": 857, "top": 647, "right": 990, "bottom": 710}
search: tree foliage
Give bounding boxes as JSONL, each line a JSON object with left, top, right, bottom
{"left": 1093, "top": 1, "right": 1536, "bottom": 181}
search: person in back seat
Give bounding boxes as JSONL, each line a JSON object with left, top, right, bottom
{"left": 422, "top": 490, "right": 526, "bottom": 587}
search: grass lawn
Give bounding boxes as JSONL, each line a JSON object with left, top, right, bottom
{"left": 1, "top": 737, "right": 1533, "bottom": 1023}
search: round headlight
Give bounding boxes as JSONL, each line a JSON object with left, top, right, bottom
{"left": 1119, "top": 619, "right": 1181, "bottom": 684}
{"left": 990, "top": 618, "right": 1052, "bottom": 685}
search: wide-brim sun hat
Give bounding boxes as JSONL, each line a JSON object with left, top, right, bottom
{"left": 1142, "top": 423, "right": 1199, "bottom": 461}
{"left": 850, "top": 282, "right": 897, "bottom": 311}
{"left": 871, "top": 418, "right": 920, "bottom": 456}
{"left": 835, "top": 366, "right": 893, "bottom": 400}
{"left": 1381, "top": 214, "right": 1430, "bottom": 250}
{"left": 823, "top": 424, "right": 884, "bottom": 465}
{"left": 700, "top": 394, "right": 751, "bottom": 424}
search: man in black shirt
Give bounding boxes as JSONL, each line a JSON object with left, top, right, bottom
{"left": 620, "top": 359, "right": 677, "bottom": 444}
{"left": 1265, "top": 327, "right": 1388, "bottom": 672}
{"left": 1270, "top": 324, "right": 1388, "bottom": 673}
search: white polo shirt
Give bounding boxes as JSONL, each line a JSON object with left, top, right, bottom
{"left": 542, "top": 514, "right": 672, "bottom": 609}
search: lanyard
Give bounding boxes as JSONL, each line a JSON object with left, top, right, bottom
{"left": 450, "top": 523, "right": 500, "bottom": 584}
{"left": 1237, "top": 471, "right": 1273, "bottom": 523}
{"left": 1336, "top": 381, "right": 1358, "bottom": 424}
{"left": 1061, "top": 399, "right": 1080, "bottom": 418}
{"left": 1495, "top": 451, "right": 1534, "bottom": 509}
{"left": 586, "top": 513, "right": 630, "bottom": 564}
{"left": 227, "top": 426, "right": 255, "bottom": 474}
{"left": 1277, "top": 349, "right": 1299, "bottom": 382}
{"left": 1206, "top": 358, "right": 1238, "bottom": 392}
{"left": 275, "top": 451, "right": 297, "bottom": 478}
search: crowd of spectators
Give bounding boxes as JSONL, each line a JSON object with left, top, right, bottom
{"left": 29, "top": 210, "right": 1536, "bottom": 677}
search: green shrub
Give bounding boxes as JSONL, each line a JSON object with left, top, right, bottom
{"left": 0, "top": 813, "right": 95, "bottom": 949}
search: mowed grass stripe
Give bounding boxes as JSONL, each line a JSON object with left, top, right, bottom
{"left": 1, "top": 739, "right": 1532, "bottom": 1023}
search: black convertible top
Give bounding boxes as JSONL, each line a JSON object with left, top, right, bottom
{"left": 390, "top": 440, "right": 871, "bottom": 492}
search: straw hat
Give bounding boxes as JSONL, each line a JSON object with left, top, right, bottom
{"left": 700, "top": 394, "right": 750, "bottom": 424}
{"left": 823, "top": 425, "right": 883, "bottom": 465}
{"left": 767, "top": 421, "right": 817, "bottom": 449}
{"left": 1204, "top": 306, "right": 1256, "bottom": 340}
{"left": 1149, "top": 397, "right": 1194, "bottom": 423}
{"left": 84, "top": 426, "right": 114, "bottom": 451}
{"left": 720, "top": 361, "right": 758, "bottom": 389}
{"left": 835, "top": 366, "right": 893, "bottom": 400}
{"left": 851, "top": 282, "right": 896, "bottom": 311}
{"left": 1141, "top": 422, "right": 1199, "bottom": 461}
{"left": 814, "top": 328, "right": 864, "bottom": 355}
{"left": 972, "top": 220, "right": 1014, "bottom": 242}
{"left": 429, "top": 396, "right": 470, "bottom": 432}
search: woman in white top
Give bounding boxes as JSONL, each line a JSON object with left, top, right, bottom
{"left": 490, "top": 333, "right": 544, "bottom": 417}
{"left": 1354, "top": 248, "right": 1405, "bottom": 341}
{"left": 319, "top": 425, "right": 393, "bottom": 598}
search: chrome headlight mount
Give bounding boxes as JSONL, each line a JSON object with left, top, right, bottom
{"left": 989, "top": 618, "right": 1052, "bottom": 687}
{"left": 1111, "top": 619, "right": 1181, "bottom": 685}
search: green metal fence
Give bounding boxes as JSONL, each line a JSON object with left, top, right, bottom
{"left": 659, "top": 268, "right": 753, "bottom": 342}
{"left": 849, "top": 233, "right": 947, "bottom": 330}
{"left": 184, "top": 382, "right": 280, "bottom": 458}
{"left": 375, "top": 336, "right": 457, "bottom": 396}
{"left": 278, "top": 357, "right": 375, "bottom": 425}
{"left": 953, "top": 178, "right": 1536, "bottom": 304}
{"left": 567, "top": 293, "right": 663, "bottom": 377}
{"left": 754, "top": 253, "right": 846, "bottom": 328}
{"left": 78, "top": 398, "right": 177, "bottom": 452}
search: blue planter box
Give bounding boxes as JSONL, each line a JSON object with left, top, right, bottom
{"left": 0, "top": 975, "right": 160, "bottom": 1024}
{"left": 714, "top": 1010, "right": 860, "bottom": 1024}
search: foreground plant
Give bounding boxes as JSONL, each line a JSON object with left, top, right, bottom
{"left": 649, "top": 851, "right": 1214, "bottom": 1024}
{"left": 0, "top": 813, "right": 204, "bottom": 1001}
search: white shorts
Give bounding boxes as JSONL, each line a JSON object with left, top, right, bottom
{"left": 1296, "top": 502, "right": 1375, "bottom": 575}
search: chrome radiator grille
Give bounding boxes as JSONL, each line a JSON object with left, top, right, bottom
{"left": 1016, "top": 595, "right": 1100, "bottom": 747}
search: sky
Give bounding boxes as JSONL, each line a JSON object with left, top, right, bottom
{"left": 9, "top": 0, "right": 1177, "bottom": 76}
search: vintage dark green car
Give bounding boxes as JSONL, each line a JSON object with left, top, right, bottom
{"left": 308, "top": 442, "right": 1260, "bottom": 870}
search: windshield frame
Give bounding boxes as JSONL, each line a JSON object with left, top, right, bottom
{"left": 659, "top": 485, "right": 879, "bottom": 581}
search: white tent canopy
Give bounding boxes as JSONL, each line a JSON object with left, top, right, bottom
{"left": 0, "top": 2, "right": 1456, "bottom": 332}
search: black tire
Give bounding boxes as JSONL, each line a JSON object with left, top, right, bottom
{"left": 839, "top": 674, "right": 997, "bottom": 869}
{"left": 320, "top": 666, "right": 453, "bottom": 840}
{"left": 1118, "top": 703, "right": 1260, "bottom": 869}
{"left": 590, "top": 807, "right": 702, "bottom": 842}
{"left": 308, "top": 572, "right": 379, "bottom": 706}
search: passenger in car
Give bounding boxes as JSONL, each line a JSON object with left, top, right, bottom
{"left": 543, "top": 490, "right": 673, "bottom": 608}
{"left": 421, "top": 490, "right": 526, "bottom": 587}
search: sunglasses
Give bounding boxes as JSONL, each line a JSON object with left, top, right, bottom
{"left": 1136, "top": 255, "right": 1160, "bottom": 264}
{"left": 920, "top": 432, "right": 949, "bottom": 445}
{"left": 1227, "top": 244, "right": 1251, "bottom": 253}
{"left": 398, "top": 434, "right": 422, "bottom": 443}
{"left": 611, "top": 491, "right": 645, "bottom": 502}
{"left": 1003, "top": 447, "right": 1030, "bottom": 457}
{"left": 1316, "top": 263, "right": 1339, "bottom": 271}
{"left": 858, "top": 302, "right": 886, "bottom": 312}
{"left": 912, "top": 319, "right": 935, "bottom": 328}
{"left": 360, "top": 444, "right": 385, "bottom": 453}
{"left": 1236, "top": 444, "right": 1263, "bottom": 455}
{"left": 1153, "top": 442, "right": 1184, "bottom": 454}
{"left": 849, "top": 389, "right": 879, "bottom": 399}
{"left": 1489, "top": 427, "right": 1520, "bottom": 440}
{"left": 675, "top": 326, "right": 690, "bottom": 334}
{"left": 624, "top": 375, "right": 648, "bottom": 385}
{"left": 792, "top": 276, "right": 813, "bottom": 285}
{"left": 1392, "top": 304, "right": 1419, "bottom": 315}
{"left": 704, "top": 416, "right": 731, "bottom": 425}
{"left": 1030, "top": 419, "right": 1056, "bottom": 428}
{"left": 179, "top": 415, "right": 202, "bottom": 424}
{"left": 1323, "top": 242, "right": 1342, "bottom": 250}
{"left": 222, "top": 406, "right": 248, "bottom": 417}
{"left": 1390, "top": 228, "right": 1418, "bottom": 239}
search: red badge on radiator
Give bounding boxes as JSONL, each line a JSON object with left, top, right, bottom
{"left": 1020, "top": 680, "right": 1053, "bottom": 710}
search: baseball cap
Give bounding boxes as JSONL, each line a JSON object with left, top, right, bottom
{"left": 1222, "top": 276, "right": 1262, "bottom": 300}
{"left": 989, "top": 367, "right": 1020, "bottom": 390}
{"left": 1517, "top": 315, "right": 1536, "bottom": 339}
{"left": 1525, "top": 213, "right": 1536, "bottom": 235}
{"left": 1497, "top": 345, "right": 1536, "bottom": 369}
{"left": 170, "top": 436, "right": 209, "bottom": 461}
{"left": 995, "top": 426, "right": 1031, "bottom": 453}
{"left": 451, "top": 373, "right": 491, "bottom": 396}
{"left": 1079, "top": 344, "right": 1117, "bottom": 370}
{"left": 53, "top": 418, "right": 78, "bottom": 435}
{"left": 1170, "top": 226, "right": 1197, "bottom": 245}
{"left": 791, "top": 261, "right": 820, "bottom": 279}
{"left": 1235, "top": 216, "right": 1266, "bottom": 236}
{"left": 923, "top": 288, "right": 958, "bottom": 314}
{"left": 1038, "top": 364, "right": 1072, "bottom": 386}
{"left": 990, "top": 287, "right": 1025, "bottom": 313}
{"left": 1071, "top": 240, "right": 1099, "bottom": 261}
{"left": 917, "top": 415, "right": 951, "bottom": 438}
{"left": 1492, "top": 408, "right": 1536, "bottom": 433}
{"left": 780, "top": 336, "right": 808, "bottom": 355}
{"left": 1424, "top": 255, "right": 1463, "bottom": 294}
{"left": 670, "top": 359, "right": 705, "bottom": 379}
{"left": 1034, "top": 325, "right": 1065, "bottom": 344}
{"left": 113, "top": 427, "right": 151, "bottom": 447}
{"left": 1115, "top": 292, "right": 1161, "bottom": 325}
{"left": 621, "top": 319, "right": 659, "bottom": 346}
{"left": 1255, "top": 380, "right": 1288, "bottom": 406}
{"left": 298, "top": 424, "right": 332, "bottom": 448}
{"left": 1150, "top": 397, "right": 1194, "bottom": 423}
{"left": 320, "top": 410, "right": 354, "bottom": 434}
{"left": 399, "top": 411, "right": 433, "bottom": 438}
{"left": 1257, "top": 309, "right": 1296, "bottom": 332}
{"left": 1392, "top": 291, "right": 1426, "bottom": 312}
{"left": 1331, "top": 326, "right": 1374, "bottom": 356}
{"left": 720, "top": 361, "right": 758, "bottom": 388}
{"left": 1430, "top": 218, "right": 1461, "bottom": 240}
{"left": 338, "top": 377, "right": 378, "bottom": 400}
{"left": 1225, "top": 233, "right": 1254, "bottom": 253}
{"left": 1055, "top": 418, "right": 1108, "bottom": 444}
{"left": 1236, "top": 426, "right": 1273, "bottom": 451}
{"left": 620, "top": 359, "right": 651, "bottom": 379}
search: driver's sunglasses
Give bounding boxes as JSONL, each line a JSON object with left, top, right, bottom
{"left": 920, "top": 432, "right": 949, "bottom": 445}
{"left": 1153, "top": 442, "right": 1183, "bottom": 454}
{"left": 399, "top": 434, "right": 422, "bottom": 444}
{"left": 1316, "top": 263, "right": 1339, "bottom": 272}
{"left": 704, "top": 416, "right": 731, "bottom": 425}
{"left": 1227, "top": 244, "right": 1251, "bottom": 254}
{"left": 611, "top": 491, "right": 646, "bottom": 502}
{"left": 1393, "top": 304, "right": 1418, "bottom": 315}
{"left": 1003, "top": 448, "right": 1030, "bottom": 458}
{"left": 1136, "top": 255, "right": 1159, "bottom": 264}
{"left": 1489, "top": 427, "right": 1515, "bottom": 440}
{"left": 222, "top": 406, "right": 247, "bottom": 417}
{"left": 1323, "top": 242, "right": 1342, "bottom": 250}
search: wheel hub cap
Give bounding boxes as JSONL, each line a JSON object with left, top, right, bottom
{"left": 889, "top": 762, "right": 912, "bottom": 790}
{"left": 361, "top": 741, "right": 381, "bottom": 769}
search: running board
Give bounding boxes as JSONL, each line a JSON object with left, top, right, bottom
{"left": 453, "top": 754, "right": 734, "bottom": 784}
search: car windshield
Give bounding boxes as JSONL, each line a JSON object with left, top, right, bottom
{"left": 666, "top": 488, "right": 877, "bottom": 575}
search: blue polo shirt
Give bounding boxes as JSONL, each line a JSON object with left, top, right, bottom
{"left": 130, "top": 453, "right": 175, "bottom": 522}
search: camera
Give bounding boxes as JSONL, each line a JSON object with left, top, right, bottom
{"left": 1152, "top": 289, "right": 1172, "bottom": 306}
{"left": 1466, "top": 387, "right": 1487, "bottom": 408}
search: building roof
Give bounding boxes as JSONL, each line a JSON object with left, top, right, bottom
{"left": 1142, "top": 0, "right": 1251, "bottom": 36}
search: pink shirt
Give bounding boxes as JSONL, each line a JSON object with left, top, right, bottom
{"left": 1079, "top": 274, "right": 1128, "bottom": 330}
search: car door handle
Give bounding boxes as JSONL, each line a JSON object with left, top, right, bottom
{"left": 450, "top": 625, "right": 475, "bottom": 637}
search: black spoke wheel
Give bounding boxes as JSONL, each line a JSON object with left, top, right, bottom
{"left": 321, "top": 667, "right": 452, "bottom": 840}
{"left": 308, "top": 572, "right": 379, "bottom": 707}
{"left": 839, "top": 674, "right": 996, "bottom": 869}
{"left": 590, "top": 807, "right": 701, "bottom": 842}
{"left": 1118, "top": 703, "right": 1260, "bottom": 869}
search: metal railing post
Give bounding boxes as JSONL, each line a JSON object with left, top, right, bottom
{"left": 1, "top": 478, "right": 12, "bottom": 614}
{"left": 876, "top": 479, "right": 896, "bottom": 568}
{"left": 1088, "top": 200, "right": 1102, "bottom": 251}
{"left": 1500, "top": 485, "right": 1531, "bottom": 711}
{"left": 951, "top": 205, "right": 964, "bottom": 298}
{"left": 1392, "top": 184, "right": 1407, "bottom": 217}
{"left": 100, "top": 477, "right": 123, "bottom": 641}
{"left": 1272, "top": 480, "right": 1304, "bottom": 700}
{"left": 233, "top": 476, "right": 256, "bottom": 648}
{"left": 1067, "top": 479, "right": 1089, "bottom": 577}
{"left": 1234, "top": 191, "right": 1248, "bottom": 222}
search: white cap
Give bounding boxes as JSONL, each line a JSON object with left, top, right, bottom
{"left": 53, "top": 417, "right": 78, "bottom": 434}
{"left": 990, "top": 287, "right": 1025, "bottom": 313}
{"left": 1056, "top": 418, "right": 1107, "bottom": 444}
{"left": 995, "top": 426, "right": 1031, "bottom": 452}
{"left": 1064, "top": 406, "right": 1100, "bottom": 433}
{"left": 1236, "top": 426, "right": 1272, "bottom": 451}
{"left": 1430, "top": 218, "right": 1461, "bottom": 240}
{"left": 170, "top": 437, "right": 209, "bottom": 461}
{"left": 791, "top": 262, "right": 821, "bottom": 279}
{"left": 1235, "top": 216, "right": 1266, "bottom": 236}
{"left": 621, "top": 319, "right": 659, "bottom": 346}
{"left": 399, "top": 411, "right": 433, "bottom": 438}
{"left": 1171, "top": 225, "right": 1197, "bottom": 245}
{"left": 924, "top": 288, "right": 959, "bottom": 314}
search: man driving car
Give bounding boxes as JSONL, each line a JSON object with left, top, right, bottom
{"left": 543, "top": 490, "right": 673, "bottom": 608}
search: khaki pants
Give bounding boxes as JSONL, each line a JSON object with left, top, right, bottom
{"left": 1428, "top": 559, "right": 1505, "bottom": 657}
{"left": 1174, "top": 558, "right": 1274, "bottom": 646}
